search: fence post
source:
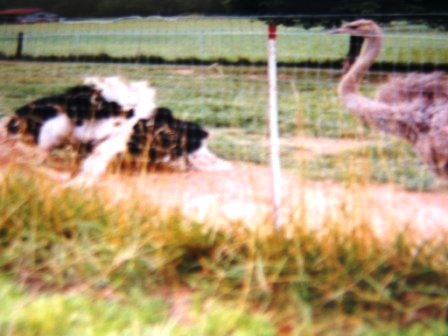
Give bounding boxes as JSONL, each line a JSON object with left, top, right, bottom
{"left": 267, "top": 24, "right": 282, "bottom": 229}
{"left": 342, "top": 35, "right": 364, "bottom": 73}
{"left": 15, "top": 32, "right": 24, "bottom": 59}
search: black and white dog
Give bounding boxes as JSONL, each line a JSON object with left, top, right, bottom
{"left": 5, "top": 76, "right": 156, "bottom": 184}
{"left": 127, "top": 107, "right": 208, "bottom": 167}
{"left": 4, "top": 76, "right": 231, "bottom": 183}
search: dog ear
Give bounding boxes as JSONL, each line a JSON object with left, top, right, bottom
{"left": 153, "top": 107, "right": 174, "bottom": 124}
{"left": 199, "top": 128, "right": 209, "bottom": 139}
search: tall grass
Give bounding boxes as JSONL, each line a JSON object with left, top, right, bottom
{"left": 0, "top": 169, "right": 447, "bottom": 335}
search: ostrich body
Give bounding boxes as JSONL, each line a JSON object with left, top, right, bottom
{"left": 334, "top": 19, "right": 448, "bottom": 180}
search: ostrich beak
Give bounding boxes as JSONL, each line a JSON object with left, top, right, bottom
{"left": 329, "top": 27, "right": 345, "bottom": 34}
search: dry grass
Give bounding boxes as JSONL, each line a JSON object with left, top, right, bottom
{"left": 1, "top": 138, "right": 447, "bottom": 239}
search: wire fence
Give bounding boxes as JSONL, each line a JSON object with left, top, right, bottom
{"left": 1, "top": 16, "right": 448, "bottom": 66}
{"left": 0, "top": 15, "right": 447, "bottom": 195}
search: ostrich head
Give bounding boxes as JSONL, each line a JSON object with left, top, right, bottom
{"left": 332, "top": 19, "right": 382, "bottom": 38}
{"left": 332, "top": 20, "right": 383, "bottom": 74}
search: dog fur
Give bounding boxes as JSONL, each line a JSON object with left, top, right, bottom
{"left": 5, "top": 76, "right": 157, "bottom": 184}
{"left": 4, "top": 77, "right": 231, "bottom": 183}
{"left": 140, "top": 108, "right": 232, "bottom": 171}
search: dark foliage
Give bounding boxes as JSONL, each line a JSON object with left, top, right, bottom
{"left": 0, "top": 0, "right": 446, "bottom": 28}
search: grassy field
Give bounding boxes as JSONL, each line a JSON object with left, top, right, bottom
{"left": 0, "top": 17, "right": 447, "bottom": 64}
{"left": 0, "top": 18, "right": 447, "bottom": 334}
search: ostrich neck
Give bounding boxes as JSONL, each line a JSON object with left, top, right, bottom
{"left": 337, "top": 32, "right": 415, "bottom": 141}
{"left": 338, "top": 35, "right": 382, "bottom": 98}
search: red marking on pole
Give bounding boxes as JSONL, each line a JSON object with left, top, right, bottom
{"left": 268, "top": 25, "right": 277, "bottom": 40}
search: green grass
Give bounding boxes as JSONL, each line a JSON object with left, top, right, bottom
{"left": 0, "top": 18, "right": 447, "bottom": 64}
{"left": 0, "top": 277, "right": 275, "bottom": 335}
{"left": 297, "top": 141, "right": 437, "bottom": 190}
{"left": 0, "top": 280, "right": 169, "bottom": 335}
{"left": 0, "top": 171, "right": 447, "bottom": 335}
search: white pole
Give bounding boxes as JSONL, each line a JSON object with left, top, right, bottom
{"left": 267, "top": 24, "right": 282, "bottom": 229}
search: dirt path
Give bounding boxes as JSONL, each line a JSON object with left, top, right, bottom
{"left": 102, "top": 162, "right": 448, "bottom": 239}
{"left": 1, "top": 139, "right": 447, "bottom": 240}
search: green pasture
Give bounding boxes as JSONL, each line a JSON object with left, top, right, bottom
{"left": 0, "top": 18, "right": 447, "bottom": 64}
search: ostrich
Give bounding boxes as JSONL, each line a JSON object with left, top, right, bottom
{"left": 333, "top": 19, "right": 448, "bottom": 181}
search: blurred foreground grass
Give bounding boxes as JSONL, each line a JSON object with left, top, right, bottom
{"left": 0, "top": 170, "right": 447, "bottom": 335}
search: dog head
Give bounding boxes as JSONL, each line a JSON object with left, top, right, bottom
{"left": 153, "top": 107, "right": 209, "bottom": 155}
{"left": 127, "top": 107, "right": 209, "bottom": 166}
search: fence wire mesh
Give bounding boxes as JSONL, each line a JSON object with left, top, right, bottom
{"left": 1, "top": 15, "right": 447, "bottom": 190}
